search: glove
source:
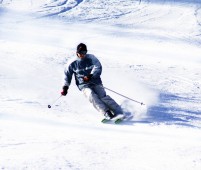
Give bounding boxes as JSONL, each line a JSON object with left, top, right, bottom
{"left": 61, "top": 86, "right": 68, "bottom": 96}
{"left": 83, "top": 74, "right": 93, "bottom": 82}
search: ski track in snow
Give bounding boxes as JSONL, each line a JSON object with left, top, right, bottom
{"left": 27, "top": 0, "right": 201, "bottom": 45}
{"left": 1, "top": 0, "right": 201, "bottom": 170}
{"left": 36, "top": 0, "right": 85, "bottom": 17}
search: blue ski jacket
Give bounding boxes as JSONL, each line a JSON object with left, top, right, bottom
{"left": 63, "top": 54, "right": 102, "bottom": 90}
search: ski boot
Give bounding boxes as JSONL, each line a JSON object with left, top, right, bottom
{"left": 102, "top": 110, "right": 124, "bottom": 124}
{"left": 104, "top": 110, "right": 116, "bottom": 120}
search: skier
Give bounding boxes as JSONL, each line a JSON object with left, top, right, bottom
{"left": 61, "top": 43, "right": 124, "bottom": 120}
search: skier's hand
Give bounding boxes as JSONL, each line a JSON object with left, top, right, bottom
{"left": 83, "top": 74, "right": 93, "bottom": 82}
{"left": 61, "top": 86, "right": 68, "bottom": 96}
{"left": 83, "top": 76, "right": 90, "bottom": 82}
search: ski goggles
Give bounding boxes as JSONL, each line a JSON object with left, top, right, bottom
{"left": 77, "top": 50, "right": 87, "bottom": 55}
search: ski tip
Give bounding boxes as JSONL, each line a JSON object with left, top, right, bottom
{"left": 114, "top": 118, "right": 123, "bottom": 124}
{"left": 101, "top": 118, "right": 110, "bottom": 123}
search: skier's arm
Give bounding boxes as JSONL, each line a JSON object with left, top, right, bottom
{"left": 63, "top": 62, "right": 74, "bottom": 87}
{"left": 61, "top": 64, "right": 73, "bottom": 96}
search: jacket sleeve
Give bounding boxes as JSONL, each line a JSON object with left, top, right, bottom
{"left": 90, "top": 55, "right": 102, "bottom": 78}
{"left": 63, "top": 61, "right": 74, "bottom": 87}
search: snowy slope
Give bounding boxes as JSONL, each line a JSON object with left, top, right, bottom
{"left": 1, "top": 0, "right": 201, "bottom": 170}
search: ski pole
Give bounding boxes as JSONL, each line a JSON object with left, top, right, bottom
{"left": 48, "top": 95, "right": 62, "bottom": 108}
{"left": 89, "top": 81, "right": 145, "bottom": 105}
{"left": 103, "top": 86, "right": 145, "bottom": 105}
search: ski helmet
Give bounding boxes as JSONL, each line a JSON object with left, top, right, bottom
{"left": 77, "top": 43, "right": 87, "bottom": 55}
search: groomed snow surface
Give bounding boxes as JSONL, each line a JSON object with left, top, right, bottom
{"left": 0, "top": 0, "right": 201, "bottom": 170}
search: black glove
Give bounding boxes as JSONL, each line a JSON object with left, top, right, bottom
{"left": 83, "top": 74, "right": 93, "bottom": 82}
{"left": 61, "top": 86, "right": 68, "bottom": 96}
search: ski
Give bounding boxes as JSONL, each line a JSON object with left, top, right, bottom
{"left": 101, "top": 117, "right": 123, "bottom": 124}
{"left": 114, "top": 117, "right": 124, "bottom": 124}
{"left": 101, "top": 118, "right": 111, "bottom": 123}
{"left": 101, "top": 114, "right": 133, "bottom": 124}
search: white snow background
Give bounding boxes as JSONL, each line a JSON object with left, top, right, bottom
{"left": 0, "top": 0, "right": 201, "bottom": 169}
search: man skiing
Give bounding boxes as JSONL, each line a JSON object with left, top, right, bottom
{"left": 61, "top": 43, "right": 124, "bottom": 120}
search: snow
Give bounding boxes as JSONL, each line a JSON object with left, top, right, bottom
{"left": 1, "top": 0, "right": 201, "bottom": 169}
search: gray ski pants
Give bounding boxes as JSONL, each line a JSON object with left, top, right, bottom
{"left": 82, "top": 85, "right": 123, "bottom": 115}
